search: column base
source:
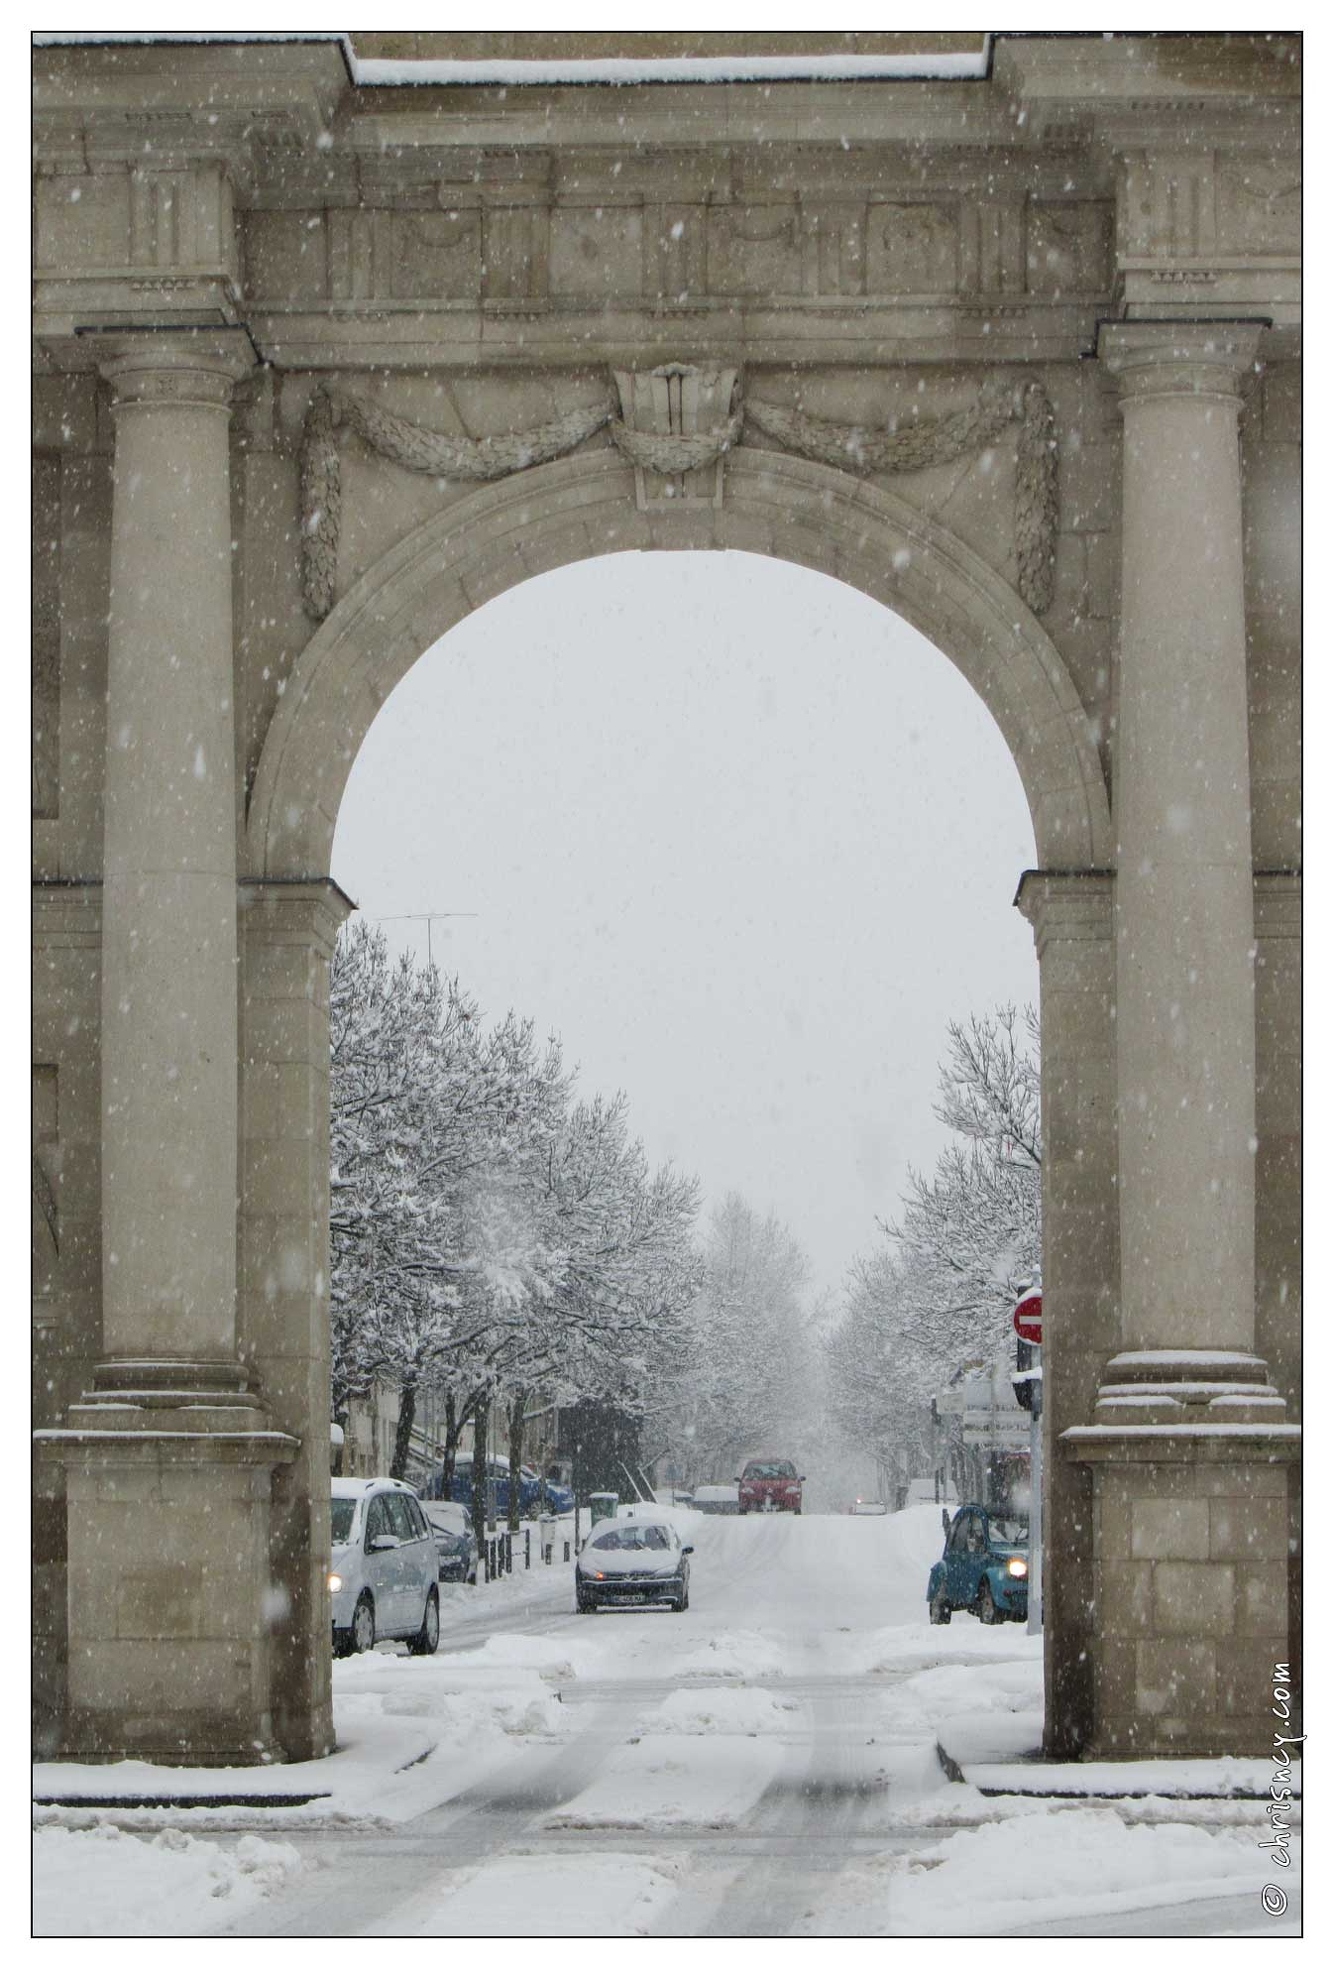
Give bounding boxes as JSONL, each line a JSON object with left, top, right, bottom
{"left": 35, "top": 1362, "right": 303, "bottom": 1769}
{"left": 1063, "top": 1358, "right": 1299, "bottom": 1759}
{"left": 1089, "top": 1348, "right": 1292, "bottom": 1427}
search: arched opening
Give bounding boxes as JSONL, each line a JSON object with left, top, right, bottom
{"left": 332, "top": 549, "right": 1040, "bottom": 1310}
{"left": 239, "top": 455, "right": 1113, "bottom": 1758}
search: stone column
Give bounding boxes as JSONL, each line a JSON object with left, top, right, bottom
{"left": 97, "top": 333, "right": 253, "bottom": 1377}
{"left": 36, "top": 332, "right": 300, "bottom": 1766}
{"left": 1099, "top": 322, "right": 1263, "bottom": 1362}
{"left": 1056, "top": 325, "right": 1300, "bottom": 1759}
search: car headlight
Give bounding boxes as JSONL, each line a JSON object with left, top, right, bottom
{"left": 328, "top": 1572, "right": 343, "bottom": 1593}
{"left": 1007, "top": 1558, "right": 1028, "bottom": 1578}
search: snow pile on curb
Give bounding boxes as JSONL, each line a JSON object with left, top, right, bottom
{"left": 33, "top": 1824, "right": 302, "bottom": 1937}
{"left": 880, "top": 1809, "right": 1301, "bottom": 1935}
{"left": 35, "top": 1653, "right": 576, "bottom": 1831}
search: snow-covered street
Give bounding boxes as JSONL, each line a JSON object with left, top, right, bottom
{"left": 33, "top": 1507, "right": 1300, "bottom": 1938}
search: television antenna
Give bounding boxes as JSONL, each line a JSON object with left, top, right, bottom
{"left": 375, "top": 912, "right": 478, "bottom": 966}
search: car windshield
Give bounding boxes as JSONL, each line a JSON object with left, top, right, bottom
{"left": 425, "top": 1504, "right": 467, "bottom": 1535}
{"left": 989, "top": 1516, "right": 1029, "bottom": 1547}
{"left": 589, "top": 1522, "right": 672, "bottom": 1552}
{"left": 330, "top": 1498, "right": 357, "bottom": 1543}
{"left": 744, "top": 1461, "right": 796, "bottom": 1479}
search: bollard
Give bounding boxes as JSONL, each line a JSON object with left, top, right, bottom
{"left": 563, "top": 1539, "right": 571, "bottom": 1564}
{"left": 524, "top": 1527, "right": 531, "bottom": 1570}
{"left": 505, "top": 1533, "right": 513, "bottom": 1575}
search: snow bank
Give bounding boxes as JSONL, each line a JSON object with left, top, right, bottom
{"left": 885, "top": 1656, "right": 1040, "bottom": 1726}
{"left": 33, "top": 1825, "right": 301, "bottom": 1937}
{"left": 881, "top": 1808, "right": 1301, "bottom": 1935}
{"left": 444, "top": 1631, "right": 605, "bottom": 1681}
{"left": 826, "top": 1621, "right": 1042, "bottom": 1678}
{"left": 36, "top": 1653, "right": 574, "bottom": 1830}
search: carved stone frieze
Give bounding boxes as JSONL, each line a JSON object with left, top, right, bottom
{"left": 300, "top": 365, "right": 1058, "bottom": 618}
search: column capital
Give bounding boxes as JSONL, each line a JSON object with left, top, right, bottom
{"left": 1096, "top": 319, "right": 1265, "bottom": 406}
{"left": 92, "top": 326, "right": 257, "bottom": 410}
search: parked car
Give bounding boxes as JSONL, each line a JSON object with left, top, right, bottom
{"left": 738, "top": 1458, "right": 804, "bottom": 1514}
{"left": 330, "top": 1478, "right": 441, "bottom": 1657}
{"left": 421, "top": 1498, "right": 479, "bottom": 1585}
{"left": 426, "top": 1454, "right": 574, "bottom": 1518}
{"left": 927, "top": 1505, "right": 1029, "bottom": 1625}
{"left": 576, "top": 1513, "right": 693, "bottom": 1614}
{"left": 691, "top": 1484, "right": 740, "bottom": 1515}
{"left": 849, "top": 1498, "right": 888, "bottom": 1515}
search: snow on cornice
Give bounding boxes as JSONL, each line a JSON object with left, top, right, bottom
{"left": 34, "top": 32, "right": 993, "bottom": 86}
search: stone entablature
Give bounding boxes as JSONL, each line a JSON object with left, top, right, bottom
{"left": 34, "top": 35, "right": 1299, "bottom": 366}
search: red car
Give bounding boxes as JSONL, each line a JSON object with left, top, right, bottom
{"left": 738, "top": 1458, "right": 804, "bottom": 1514}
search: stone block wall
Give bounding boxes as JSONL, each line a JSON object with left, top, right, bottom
{"left": 1087, "top": 1455, "right": 1294, "bottom": 1756}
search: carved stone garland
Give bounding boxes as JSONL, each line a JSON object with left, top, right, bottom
{"left": 300, "top": 374, "right": 1057, "bottom": 620}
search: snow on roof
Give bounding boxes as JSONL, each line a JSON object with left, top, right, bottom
{"left": 352, "top": 52, "right": 991, "bottom": 86}
{"left": 35, "top": 33, "right": 992, "bottom": 86}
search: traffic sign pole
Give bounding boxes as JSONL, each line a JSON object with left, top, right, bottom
{"left": 1011, "top": 1287, "right": 1044, "bottom": 1633}
{"left": 1028, "top": 1370, "right": 1043, "bottom": 1635}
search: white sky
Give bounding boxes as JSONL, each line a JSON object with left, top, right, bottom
{"left": 332, "top": 551, "right": 1039, "bottom": 1300}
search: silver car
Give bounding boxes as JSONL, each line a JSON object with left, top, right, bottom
{"left": 330, "top": 1478, "right": 440, "bottom": 1657}
{"left": 576, "top": 1513, "right": 693, "bottom": 1613}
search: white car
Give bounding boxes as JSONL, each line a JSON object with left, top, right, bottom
{"left": 330, "top": 1478, "right": 440, "bottom": 1657}
{"left": 576, "top": 1513, "right": 693, "bottom": 1613}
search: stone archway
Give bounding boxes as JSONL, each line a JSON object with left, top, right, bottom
{"left": 33, "top": 32, "right": 1299, "bottom": 1773}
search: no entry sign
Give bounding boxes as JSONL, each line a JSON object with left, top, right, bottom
{"left": 1013, "top": 1289, "right": 1043, "bottom": 1346}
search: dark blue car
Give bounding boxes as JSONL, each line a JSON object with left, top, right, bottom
{"left": 426, "top": 1455, "right": 574, "bottom": 1518}
{"left": 927, "top": 1505, "right": 1029, "bottom": 1624}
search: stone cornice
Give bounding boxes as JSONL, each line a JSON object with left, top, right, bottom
{"left": 33, "top": 41, "right": 345, "bottom": 163}
{"left": 238, "top": 876, "right": 357, "bottom": 960}
{"left": 1014, "top": 868, "right": 1115, "bottom": 951}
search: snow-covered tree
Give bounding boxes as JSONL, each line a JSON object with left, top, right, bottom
{"left": 329, "top": 922, "right": 703, "bottom": 1517}
{"left": 828, "top": 1005, "right": 1040, "bottom": 1483}
{"left": 329, "top": 922, "right": 570, "bottom": 1478}
{"left": 889, "top": 1003, "right": 1040, "bottom": 1363}
{"left": 660, "top": 1194, "right": 816, "bottom": 1486}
